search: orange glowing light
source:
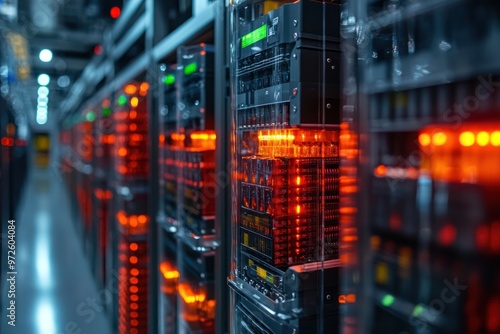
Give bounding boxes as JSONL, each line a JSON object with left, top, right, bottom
{"left": 178, "top": 283, "right": 206, "bottom": 303}
{"left": 190, "top": 133, "right": 216, "bottom": 140}
{"left": 130, "top": 216, "right": 138, "bottom": 228}
{"left": 188, "top": 131, "right": 217, "bottom": 151}
{"left": 130, "top": 311, "right": 139, "bottom": 318}
{"left": 130, "top": 268, "right": 139, "bottom": 276}
{"left": 130, "top": 319, "right": 139, "bottom": 326}
{"left": 491, "top": 131, "right": 500, "bottom": 146}
{"left": 130, "top": 286, "right": 139, "bottom": 293}
{"left": 118, "top": 147, "right": 127, "bottom": 156}
{"left": 140, "top": 82, "right": 149, "bottom": 94}
{"left": 171, "top": 133, "right": 185, "bottom": 141}
{"left": 296, "top": 205, "right": 301, "bottom": 214}
{"left": 117, "top": 211, "right": 128, "bottom": 225}
{"left": 130, "top": 294, "right": 139, "bottom": 301}
{"left": 418, "top": 133, "right": 431, "bottom": 147}
{"left": 374, "top": 165, "right": 387, "bottom": 177}
{"left": 338, "top": 295, "right": 346, "bottom": 304}
{"left": 130, "top": 97, "right": 139, "bottom": 107}
{"left": 124, "top": 84, "right": 137, "bottom": 95}
{"left": 138, "top": 215, "right": 148, "bottom": 224}
{"left": 432, "top": 132, "right": 447, "bottom": 146}
{"left": 259, "top": 129, "right": 338, "bottom": 157}
{"left": 130, "top": 277, "right": 139, "bottom": 284}
{"left": 159, "top": 262, "right": 180, "bottom": 280}
{"left": 459, "top": 131, "right": 475, "bottom": 147}
{"left": 130, "top": 303, "right": 139, "bottom": 310}
{"left": 129, "top": 110, "right": 137, "bottom": 119}
{"left": 371, "top": 236, "right": 381, "bottom": 249}
{"left": 129, "top": 256, "right": 138, "bottom": 264}
{"left": 343, "top": 235, "right": 358, "bottom": 242}
{"left": 296, "top": 176, "right": 301, "bottom": 185}
{"left": 477, "top": 131, "right": 489, "bottom": 146}
{"left": 346, "top": 294, "right": 356, "bottom": 303}
{"left": 129, "top": 123, "right": 137, "bottom": 131}
{"left": 129, "top": 243, "right": 138, "bottom": 251}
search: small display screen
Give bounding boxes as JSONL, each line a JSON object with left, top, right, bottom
{"left": 241, "top": 25, "right": 267, "bottom": 48}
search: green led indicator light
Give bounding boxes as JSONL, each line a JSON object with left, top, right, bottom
{"left": 86, "top": 111, "right": 95, "bottom": 122}
{"left": 102, "top": 107, "right": 111, "bottom": 117}
{"left": 381, "top": 294, "right": 395, "bottom": 307}
{"left": 117, "top": 95, "right": 127, "bottom": 106}
{"left": 184, "top": 62, "right": 197, "bottom": 76}
{"left": 163, "top": 74, "right": 175, "bottom": 85}
{"left": 242, "top": 25, "right": 267, "bottom": 48}
{"left": 412, "top": 304, "right": 425, "bottom": 317}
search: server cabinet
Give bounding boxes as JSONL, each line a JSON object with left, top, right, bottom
{"left": 111, "top": 82, "right": 151, "bottom": 334}
{"left": 176, "top": 44, "right": 217, "bottom": 334}
{"left": 158, "top": 43, "right": 219, "bottom": 334}
{"left": 229, "top": 1, "right": 342, "bottom": 332}
{"left": 344, "top": 1, "right": 500, "bottom": 333}
{"left": 158, "top": 64, "right": 181, "bottom": 334}
{"left": 92, "top": 100, "right": 115, "bottom": 287}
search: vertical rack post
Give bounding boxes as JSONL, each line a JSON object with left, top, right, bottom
{"left": 214, "top": 0, "right": 231, "bottom": 333}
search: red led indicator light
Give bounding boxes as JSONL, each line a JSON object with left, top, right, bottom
{"left": 94, "top": 45, "right": 103, "bottom": 55}
{"left": 110, "top": 6, "right": 121, "bottom": 19}
{"left": 439, "top": 224, "right": 456, "bottom": 246}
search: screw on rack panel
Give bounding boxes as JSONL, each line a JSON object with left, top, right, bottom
{"left": 293, "top": 20, "right": 297, "bottom": 26}
{"left": 327, "top": 58, "right": 331, "bottom": 63}
{"left": 327, "top": 103, "right": 332, "bottom": 109}
{"left": 293, "top": 32, "right": 298, "bottom": 39}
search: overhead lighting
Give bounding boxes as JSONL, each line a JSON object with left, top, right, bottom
{"left": 39, "top": 49, "right": 53, "bottom": 62}
{"left": 36, "top": 114, "right": 47, "bottom": 125}
{"left": 38, "top": 86, "right": 49, "bottom": 96}
{"left": 37, "top": 74, "right": 50, "bottom": 86}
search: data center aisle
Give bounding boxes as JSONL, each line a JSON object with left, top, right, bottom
{"left": 1, "top": 167, "right": 112, "bottom": 334}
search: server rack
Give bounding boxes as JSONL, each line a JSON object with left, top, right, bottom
{"left": 92, "top": 100, "right": 115, "bottom": 287}
{"left": 57, "top": 1, "right": 232, "bottom": 333}
{"left": 76, "top": 112, "right": 95, "bottom": 256}
{"left": 111, "top": 83, "right": 151, "bottom": 334}
{"left": 229, "top": 0, "right": 342, "bottom": 333}
{"left": 158, "top": 63, "right": 180, "bottom": 333}
{"left": 343, "top": 1, "right": 500, "bottom": 333}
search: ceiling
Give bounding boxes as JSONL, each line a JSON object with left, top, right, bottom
{"left": 5, "top": 0, "right": 122, "bottom": 129}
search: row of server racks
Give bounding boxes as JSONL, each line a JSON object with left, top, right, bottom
{"left": 58, "top": 0, "right": 500, "bottom": 333}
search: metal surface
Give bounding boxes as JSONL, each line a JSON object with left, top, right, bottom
{"left": 111, "top": 0, "right": 145, "bottom": 39}
{"left": 214, "top": 1, "right": 231, "bottom": 333}
{"left": 152, "top": 1, "right": 217, "bottom": 61}
{"left": 112, "top": 13, "right": 147, "bottom": 60}
{"left": 145, "top": 0, "right": 159, "bottom": 332}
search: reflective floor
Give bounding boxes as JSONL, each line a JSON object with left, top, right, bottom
{"left": 1, "top": 168, "right": 112, "bottom": 334}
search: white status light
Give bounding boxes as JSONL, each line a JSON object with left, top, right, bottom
{"left": 39, "top": 49, "right": 53, "bottom": 63}
{"left": 37, "top": 74, "right": 50, "bottom": 86}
